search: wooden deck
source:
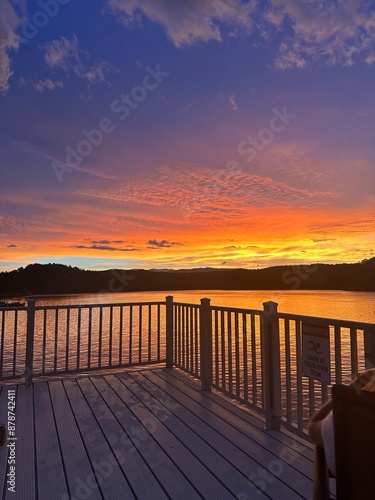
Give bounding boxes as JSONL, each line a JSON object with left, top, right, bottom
{"left": 0, "top": 368, "right": 335, "bottom": 499}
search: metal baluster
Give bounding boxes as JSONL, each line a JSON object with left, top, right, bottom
{"left": 129, "top": 306, "right": 133, "bottom": 365}
{"left": 98, "top": 307, "right": 103, "bottom": 368}
{"left": 157, "top": 304, "right": 161, "bottom": 361}
{"left": 194, "top": 307, "right": 200, "bottom": 375}
{"left": 296, "top": 321, "right": 303, "bottom": 430}
{"left": 148, "top": 305, "right": 152, "bottom": 362}
{"left": 242, "top": 313, "right": 248, "bottom": 402}
{"left": 42, "top": 310, "right": 47, "bottom": 374}
{"left": 334, "top": 325, "right": 342, "bottom": 384}
{"left": 235, "top": 313, "right": 240, "bottom": 397}
{"left": 13, "top": 310, "right": 18, "bottom": 377}
{"left": 251, "top": 314, "right": 257, "bottom": 405}
{"left": 88, "top": 307, "right": 92, "bottom": 369}
{"left": 284, "top": 319, "right": 292, "bottom": 423}
{"left": 221, "top": 310, "right": 225, "bottom": 390}
{"left": 54, "top": 308, "right": 59, "bottom": 372}
{"left": 138, "top": 305, "right": 142, "bottom": 363}
{"left": 119, "top": 306, "right": 123, "bottom": 366}
{"left": 65, "top": 308, "right": 70, "bottom": 371}
{"left": 108, "top": 306, "right": 113, "bottom": 367}
{"left": 350, "top": 327, "right": 358, "bottom": 379}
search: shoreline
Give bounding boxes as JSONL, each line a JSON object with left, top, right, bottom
{"left": 4, "top": 288, "right": 375, "bottom": 300}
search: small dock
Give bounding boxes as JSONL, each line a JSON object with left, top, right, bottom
{"left": 0, "top": 367, "right": 334, "bottom": 500}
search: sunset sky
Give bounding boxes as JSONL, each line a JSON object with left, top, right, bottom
{"left": 1, "top": 0, "right": 375, "bottom": 271}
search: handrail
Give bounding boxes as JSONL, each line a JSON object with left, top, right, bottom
{"left": 34, "top": 301, "right": 165, "bottom": 311}
{"left": 211, "top": 304, "right": 263, "bottom": 314}
{"left": 278, "top": 312, "right": 375, "bottom": 331}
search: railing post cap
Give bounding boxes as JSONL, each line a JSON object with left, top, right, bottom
{"left": 166, "top": 295, "right": 174, "bottom": 302}
{"left": 263, "top": 301, "right": 278, "bottom": 316}
{"left": 200, "top": 298, "right": 211, "bottom": 306}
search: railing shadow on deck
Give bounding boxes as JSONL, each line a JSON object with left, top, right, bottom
{"left": 1, "top": 296, "right": 375, "bottom": 435}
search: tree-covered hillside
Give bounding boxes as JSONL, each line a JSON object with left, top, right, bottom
{"left": 0, "top": 259, "right": 374, "bottom": 296}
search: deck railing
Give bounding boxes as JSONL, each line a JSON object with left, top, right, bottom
{"left": 167, "top": 297, "right": 375, "bottom": 436}
{"left": 1, "top": 296, "right": 374, "bottom": 435}
{"left": 277, "top": 308, "right": 374, "bottom": 435}
{"left": 0, "top": 300, "right": 166, "bottom": 383}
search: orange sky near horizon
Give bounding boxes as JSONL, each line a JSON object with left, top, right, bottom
{"left": 2, "top": 178, "right": 373, "bottom": 270}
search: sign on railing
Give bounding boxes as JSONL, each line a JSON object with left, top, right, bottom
{"left": 302, "top": 323, "right": 331, "bottom": 384}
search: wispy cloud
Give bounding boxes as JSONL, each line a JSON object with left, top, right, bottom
{"left": 106, "top": 1, "right": 375, "bottom": 69}
{"left": 18, "top": 76, "right": 64, "bottom": 92}
{"left": 148, "top": 239, "right": 183, "bottom": 248}
{"left": 70, "top": 238, "right": 139, "bottom": 252}
{"left": 70, "top": 244, "right": 139, "bottom": 252}
{"left": 42, "top": 35, "right": 113, "bottom": 85}
{"left": 90, "top": 239, "right": 125, "bottom": 245}
{"left": 107, "top": 0, "right": 254, "bottom": 47}
{"left": 266, "top": 0, "right": 375, "bottom": 69}
{"left": 229, "top": 94, "right": 238, "bottom": 110}
{"left": 0, "top": 0, "right": 26, "bottom": 93}
{"left": 81, "top": 165, "right": 334, "bottom": 226}
{"left": 34, "top": 78, "right": 63, "bottom": 92}
{"left": 43, "top": 34, "right": 79, "bottom": 69}
{"left": 0, "top": 214, "right": 27, "bottom": 236}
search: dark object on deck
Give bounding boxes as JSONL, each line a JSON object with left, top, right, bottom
{"left": 313, "top": 444, "right": 331, "bottom": 500}
{"left": 313, "top": 384, "right": 375, "bottom": 499}
{"left": 332, "top": 384, "right": 375, "bottom": 499}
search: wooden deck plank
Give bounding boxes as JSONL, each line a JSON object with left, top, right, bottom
{"left": 63, "top": 379, "right": 136, "bottom": 499}
{"left": 34, "top": 382, "right": 69, "bottom": 499}
{"left": 1, "top": 368, "right": 323, "bottom": 500}
{"left": 172, "top": 369, "right": 337, "bottom": 499}
{"left": 185, "top": 371, "right": 335, "bottom": 500}
{"left": 4, "top": 385, "right": 35, "bottom": 500}
{"left": 77, "top": 377, "right": 169, "bottom": 500}
{"left": 158, "top": 369, "right": 314, "bottom": 469}
{"left": 136, "top": 372, "right": 311, "bottom": 499}
{"left": 49, "top": 380, "right": 102, "bottom": 500}
{"left": 147, "top": 369, "right": 314, "bottom": 499}
{"left": 120, "top": 371, "right": 269, "bottom": 499}
{"left": 90, "top": 375, "right": 201, "bottom": 500}
{"left": 106, "top": 373, "right": 233, "bottom": 499}
{"left": 169, "top": 369, "right": 314, "bottom": 454}
{"left": 160, "top": 370, "right": 312, "bottom": 464}
{"left": 170, "top": 368, "right": 314, "bottom": 460}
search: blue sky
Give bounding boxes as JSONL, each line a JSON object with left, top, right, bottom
{"left": 1, "top": 0, "right": 375, "bottom": 271}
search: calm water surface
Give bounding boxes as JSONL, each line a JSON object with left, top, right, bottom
{"left": 34, "top": 289, "right": 375, "bottom": 323}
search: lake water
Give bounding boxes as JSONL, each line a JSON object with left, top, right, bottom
{"left": 33, "top": 289, "right": 375, "bottom": 323}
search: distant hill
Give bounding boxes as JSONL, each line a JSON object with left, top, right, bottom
{"left": 0, "top": 259, "right": 374, "bottom": 296}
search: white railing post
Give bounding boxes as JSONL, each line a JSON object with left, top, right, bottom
{"left": 166, "top": 296, "right": 174, "bottom": 368}
{"left": 25, "top": 299, "right": 36, "bottom": 386}
{"left": 261, "top": 301, "right": 282, "bottom": 430}
{"left": 200, "top": 298, "right": 212, "bottom": 391}
{"left": 364, "top": 328, "right": 375, "bottom": 369}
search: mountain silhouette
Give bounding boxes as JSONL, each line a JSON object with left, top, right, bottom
{"left": 0, "top": 259, "right": 374, "bottom": 297}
